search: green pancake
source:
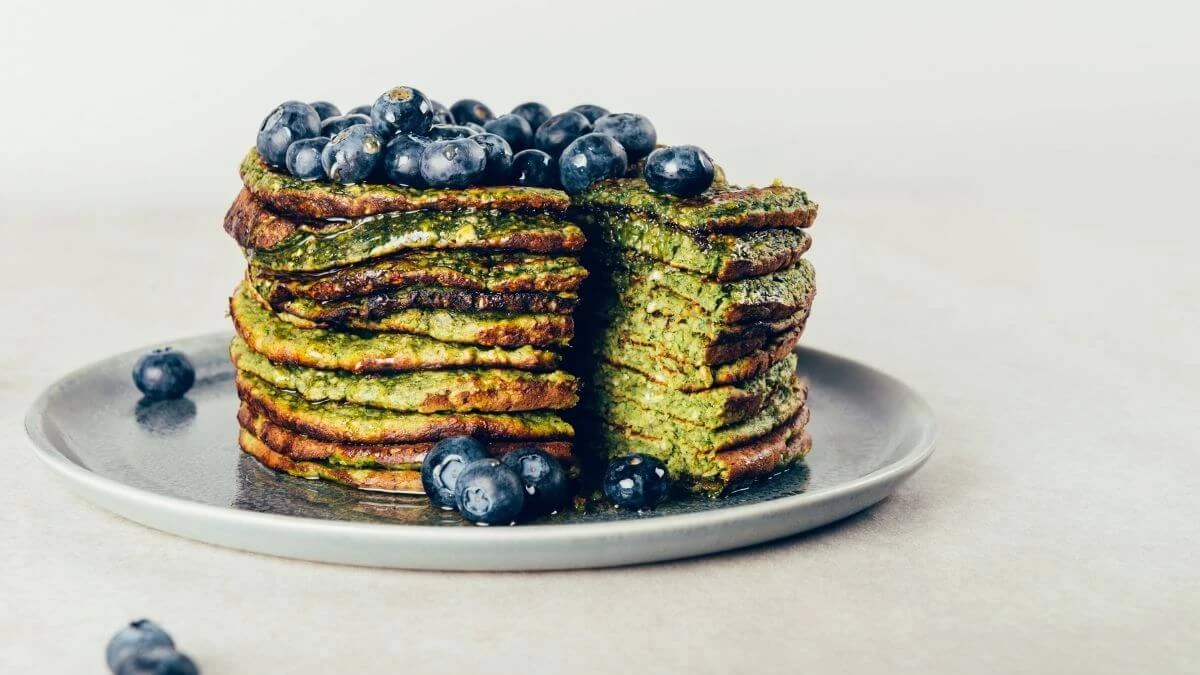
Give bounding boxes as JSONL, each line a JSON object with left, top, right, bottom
{"left": 231, "top": 338, "right": 578, "bottom": 413}
{"left": 237, "top": 370, "right": 574, "bottom": 443}
{"left": 598, "top": 327, "right": 802, "bottom": 391}
{"left": 574, "top": 177, "right": 817, "bottom": 231}
{"left": 231, "top": 282, "right": 559, "bottom": 373}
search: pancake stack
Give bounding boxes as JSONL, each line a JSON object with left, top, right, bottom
{"left": 573, "top": 175, "right": 818, "bottom": 495}
{"left": 223, "top": 149, "right": 587, "bottom": 492}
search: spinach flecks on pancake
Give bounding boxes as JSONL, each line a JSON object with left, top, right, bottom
{"left": 574, "top": 176, "right": 817, "bottom": 232}
{"left": 236, "top": 370, "right": 574, "bottom": 444}
{"left": 240, "top": 149, "right": 570, "bottom": 220}
{"left": 231, "top": 338, "right": 578, "bottom": 413}
{"left": 231, "top": 282, "right": 559, "bottom": 373}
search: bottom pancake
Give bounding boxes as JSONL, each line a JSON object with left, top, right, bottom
{"left": 239, "top": 428, "right": 425, "bottom": 493}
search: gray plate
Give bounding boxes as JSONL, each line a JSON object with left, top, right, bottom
{"left": 24, "top": 332, "right": 936, "bottom": 570}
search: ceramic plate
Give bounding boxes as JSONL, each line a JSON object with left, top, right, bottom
{"left": 25, "top": 332, "right": 935, "bottom": 570}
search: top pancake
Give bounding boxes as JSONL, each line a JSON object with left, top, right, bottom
{"left": 240, "top": 149, "right": 570, "bottom": 220}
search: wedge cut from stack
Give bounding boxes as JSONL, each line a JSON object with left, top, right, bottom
{"left": 574, "top": 176, "right": 818, "bottom": 495}
{"left": 223, "top": 149, "right": 586, "bottom": 492}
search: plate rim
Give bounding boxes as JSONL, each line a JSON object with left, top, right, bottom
{"left": 24, "top": 332, "right": 937, "bottom": 555}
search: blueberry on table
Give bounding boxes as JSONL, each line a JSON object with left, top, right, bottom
{"left": 256, "top": 101, "right": 321, "bottom": 166}
{"left": 594, "top": 112, "right": 657, "bottom": 161}
{"left": 132, "top": 349, "right": 195, "bottom": 400}
{"left": 382, "top": 134, "right": 430, "bottom": 188}
{"left": 419, "top": 138, "right": 487, "bottom": 188}
{"left": 454, "top": 458, "right": 525, "bottom": 525}
{"left": 430, "top": 99, "right": 455, "bottom": 125}
{"left": 501, "top": 447, "right": 568, "bottom": 516}
{"left": 450, "top": 98, "right": 494, "bottom": 126}
{"left": 484, "top": 113, "right": 533, "bottom": 152}
{"left": 285, "top": 137, "right": 329, "bottom": 181}
{"left": 319, "top": 113, "right": 370, "bottom": 138}
{"left": 421, "top": 436, "right": 489, "bottom": 509}
{"left": 510, "top": 101, "right": 552, "bottom": 132}
{"left": 471, "top": 132, "right": 514, "bottom": 185}
{"left": 347, "top": 104, "right": 372, "bottom": 116}
{"left": 534, "top": 111, "right": 592, "bottom": 158}
{"left": 559, "top": 132, "right": 628, "bottom": 194}
{"left": 569, "top": 103, "right": 609, "bottom": 122}
{"left": 308, "top": 100, "right": 341, "bottom": 120}
{"left": 321, "top": 124, "right": 383, "bottom": 184}
{"left": 106, "top": 619, "right": 175, "bottom": 672}
{"left": 643, "top": 145, "right": 715, "bottom": 197}
{"left": 603, "top": 454, "right": 671, "bottom": 510}
{"left": 427, "top": 124, "right": 477, "bottom": 141}
{"left": 115, "top": 646, "right": 199, "bottom": 675}
{"left": 511, "top": 149, "right": 558, "bottom": 188}
{"left": 370, "top": 85, "right": 435, "bottom": 137}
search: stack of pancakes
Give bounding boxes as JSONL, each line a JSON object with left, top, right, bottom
{"left": 573, "top": 176, "right": 818, "bottom": 495}
{"left": 223, "top": 149, "right": 587, "bottom": 492}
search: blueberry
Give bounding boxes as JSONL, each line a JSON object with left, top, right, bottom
{"left": 501, "top": 447, "right": 568, "bottom": 516}
{"left": 430, "top": 99, "right": 455, "bottom": 125}
{"left": 132, "top": 348, "right": 195, "bottom": 400}
{"left": 510, "top": 101, "right": 552, "bottom": 132}
{"left": 321, "top": 124, "right": 383, "bottom": 184}
{"left": 419, "top": 138, "right": 487, "bottom": 188}
{"left": 462, "top": 122, "right": 486, "bottom": 135}
{"left": 470, "top": 132, "right": 513, "bottom": 184}
{"left": 454, "top": 459, "right": 525, "bottom": 525}
{"left": 484, "top": 114, "right": 533, "bottom": 152}
{"left": 370, "top": 86, "right": 435, "bottom": 137}
{"left": 115, "top": 646, "right": 199, "bottom": 675}
{"left": 421, "top": 436, "right": 489, "bottom": 509}
{"left": 347, "top": 104, "right": 372, "bottom": 116}
{"left": 106, "top": 619, "right": 175, "bottom": 672}
{"left": 603, "top": 454, "right": 670, "bottom": 510}
{"left": 594, "top": 113, "right": 657, "bottom": 162}
{"left": 256, "top": 101, "right": 321, "bottom": 166}
{"left": 511, "top": 149, "right": 558, "bottom": 188}
{"left": 319, "top": 113, "right": 370, "bottom": 138}
{"left": 309, "top": 100, "right": 341, "bottom": 120}
{"left": 643, "top": 145, "right": 715, "bottom": 197}
{"left": 285, "top": 137, "right": 329, "bottom": 181}
{"left": 382, "top": 134, "right": 430, "bottom": 187}
{"left": 558, "top": 132, "right": 628, "bottom": 194}
{"left": 449, "top": 99, "right": 494, "bottom": 126}
{"left": 569, "top": 104, "right": 609, "bottom": 122}
{"left": 534, "top": 111, "right": 592, "bottom": 158}
{"left": 427, "top": 124, "right": 476, "bottom": 141}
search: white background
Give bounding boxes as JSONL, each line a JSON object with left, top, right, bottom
{"left": 1, "top": 1, "right": 1198, "bottom": 673}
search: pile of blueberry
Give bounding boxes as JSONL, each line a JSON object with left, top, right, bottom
{"left": 106, "top": 619, "right": 198, "bottom": 674}
{"left": 256, "top": 86, "right": 715, "bottom": 196}
{"left": 423, "top": 435, "right": 671, "bottom": 525}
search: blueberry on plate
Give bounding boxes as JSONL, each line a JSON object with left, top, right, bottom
{"left": 132, "top": 348, "right": 195, "bottom": 400}
{"left": 511, "top": 149, "right": 558, "bottom": 188}
{"left": 603, "top": 454, "right": 671, "bottom": 510}
{"left": 256, "top": 101, "right": 321, "bottom": 166}
{"left": 594, "top": 112, "right": 657, "bottom": 161}
{"left": 370, "top": 85, "right": 435, "bottom": 137}
{"left": 309, "top": 100, "right": 341, "bottom": 120}
{"left": 534, "top": 111, "right": 592, "bottom": 158}
{"left": 319, "top": 113, "right": 370, "bottom": 138}
{"left": 643, "top": 145, "right": 715, "bottom": 197}
{"left": 454, "top": 458, "right": 525, "bottom": 525}
{"left": 106, "top": 619, "right": 175, "bottom": 672}
{"left": 484, "top": 113, "right": 533, "bottom": 152}
{"left": 347, "top": 104, "right": 372, "bottom": 116}
{"left": 471, "top": 132, "right": 514, "bottom": 184}
{"left": 462, "top": 122, "right": 486, "bottom": 135}
{"left": 559, "top": 132, "right": 628, "bottom": 194}
{"left": 321, "top": 124, "right": 383, "bottom": 184}
{"left": 427, "top": 124, "right": 476, "bottom": 141}
{"left": 569, "top": 103, "right": 609, "bottom": 122}
{"left": 419, "top": 138, "right": 487, "bottom": 188}
{"left": 510, "top": 101, "right": 552, "bottom": 132}
{"left": 115, "top": 646, "right": 199, "bottom": 675}
{"left": 429, "top": 99, "right": 455, "bottom": 125}
{"left": 285, "top": 137, "right": 329, "bottom": 181}
{"left": 382, "top": 134, "right": 430, "bottom": 188}
{"left": 421, "top": 436, "right": 489, "bottom": 509}
{"left": 501, "top": 447, "right": 568, "bottom": 516}
{"left": 450, "top": 99, "right": 494, "bottom": 126}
